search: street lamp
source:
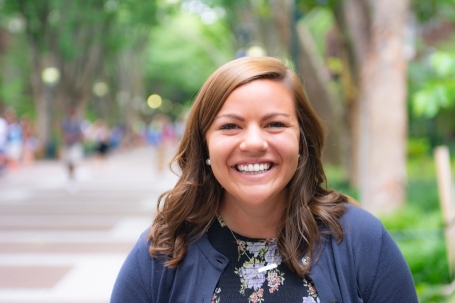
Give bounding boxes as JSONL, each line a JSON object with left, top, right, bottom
{"left": 41, "top": 67, "right": 60, "bottom": 158}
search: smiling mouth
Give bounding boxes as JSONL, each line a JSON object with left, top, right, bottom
{"left": 235, "top": 162, "right": 273, "bottom": 174}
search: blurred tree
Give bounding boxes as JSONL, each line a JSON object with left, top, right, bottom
{"left": 352, "top": 0, "right": 410, "bottom": 214}
{"left": 0, "top": 0, "right": 158, "bottom": 156}
{"left": 145, "top": 10, "right": 235, "bottom": 112}
{"left": 0, "top": 27, "right": 8, "bottom": 108}
{"left": 1, "top": 0, "right": 113, "bottom": 155}
{"left": 296, "top": 9, "right": 344, "bottom": 165}
{"left": 299, "top": 0, "right": 411, "bottom": 214}
{"left": 106, "top": 0, "right": 160, "bottom": 136}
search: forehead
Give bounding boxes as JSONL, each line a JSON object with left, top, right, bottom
{"left": 217, "top": 79, "right": 295, "bottom": 112}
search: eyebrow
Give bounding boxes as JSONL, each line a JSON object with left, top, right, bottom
{"left": 214, "top": 114, "right": 244, "bottom": 121}
{"left": 214, "top": 112, "right": 290, "bottom": 121}
{"left": 262, "top": 112, "right": 290, "bottom": 120}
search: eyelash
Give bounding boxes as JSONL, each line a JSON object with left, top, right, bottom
{"left": 219, "top": 122, "right": 286, "bottom": 130}
{"left": 219, "top": 123, "right": 239, "bottom": 130}
{"left": 266, "top": 122, "right": 286, "bottom": 128}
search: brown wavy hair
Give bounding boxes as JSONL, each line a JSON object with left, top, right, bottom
{"left": 148, "top": 56, "right": 349, "bottom": 278}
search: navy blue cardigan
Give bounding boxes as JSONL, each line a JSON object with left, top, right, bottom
{"left": 111, "top": 204, "right": 418, "bottom": 302}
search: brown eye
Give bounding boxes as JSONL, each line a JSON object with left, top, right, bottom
{"left": 220, "top": 123, "right": 239, "bottom": 130}
{"left": 266, "top": 122, "right": 285, "bottom": 128}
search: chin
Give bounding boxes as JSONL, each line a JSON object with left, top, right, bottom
{"left": 237, "top": 192, "right": 282, "bottom": 206}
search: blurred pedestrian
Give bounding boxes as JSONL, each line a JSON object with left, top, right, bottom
{"left": 86, "top": 118, "right": 111, "bottom": 170}
{"left": 20, "top": 115, "right": 39, "bottom": 166}
{"left": 173, "top": 114, "right": 187, "bottom": 143}
{"left": 0, "top": 110, "right": 7, "bottom": 175}
{"left": 4, "top": 108, "right": 23, "bottom": 171}
{"left": 154, "top": 115, "right": 175, "bottom": 171}
{"left": 61, "top": 107, "right": 84, "bottom": 193}
{"left": 109, "top": 124, "right": 124, "bottom": 151}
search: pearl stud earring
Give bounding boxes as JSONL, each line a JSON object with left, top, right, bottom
{"left": 206, "top": 159, "right": 211, "bottom": 166}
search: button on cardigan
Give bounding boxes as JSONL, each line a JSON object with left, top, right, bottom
{"left": 111, "top": 204, "right": 418, "bottom": 303}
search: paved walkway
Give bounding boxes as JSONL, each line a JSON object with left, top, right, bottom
{"left": 0, "top": 146, "right": 179, "bottom": 303}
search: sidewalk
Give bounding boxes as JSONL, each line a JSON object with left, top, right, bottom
{"left": 0, "top": 146, "right": 179, "bottom": 303}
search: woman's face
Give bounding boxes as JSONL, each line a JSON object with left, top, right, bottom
{"left": 205, "top": 79, "right": 300, "bottom": 209}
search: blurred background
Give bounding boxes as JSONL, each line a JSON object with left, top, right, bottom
{"left": 0, "top": 0, "right": 454, "bottom": 302}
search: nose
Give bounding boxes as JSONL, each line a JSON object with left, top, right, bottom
{"left": 239, "top": 125, "right": 268, "bottom": 153}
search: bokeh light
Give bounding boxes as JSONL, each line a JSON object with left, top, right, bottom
{"left": 147, "top": 94, "right": 162, "bottom": 109}
{"left": 41, "top": 67, "right": 60, "bottom": 85}
{"left": 93, "top": 82, "right": 109, "bottom": 97}
{"left": 246, "top": 45, "right": 266, "bottom": 57}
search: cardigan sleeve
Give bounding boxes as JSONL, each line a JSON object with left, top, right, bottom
{"left": 361, "top": 225, "right": 418, "bottom": 303}
{"left": 110, "top": 234, "right": 153, "bottom": 303}
{"left": 310, "top": 204, "right": 419, "bottom": 303}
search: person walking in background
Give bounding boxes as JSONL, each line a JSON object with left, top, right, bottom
{"left": 86, "top": 118, "right": 111, "bottom": 171}
{"left": 61, "top": 107, "right": 84, "bottom": 193}
{"left": 154, "top": 115, "right": 175, "bottom": 171}
{"left": 4, "top": 107, "right": 23, "bottom": 171}
{"left": 20, "top": 115, "right": 39, "bottom": 166}
{"left": 0, "top": 109, "right": 7, "bottom": 175}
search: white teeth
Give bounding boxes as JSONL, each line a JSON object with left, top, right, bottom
{"left": 236, "top": 163, "right": 271, "bottom": 173}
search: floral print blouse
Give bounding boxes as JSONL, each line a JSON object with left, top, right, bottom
{"left": 206, "top": 215, "right": 320, "bottom": 303}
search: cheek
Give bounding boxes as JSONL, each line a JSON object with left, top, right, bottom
{"left": 275, "top": 132, "right": 300, "bottom": 154}
{"left": 206, "top": 137, "right": 231, "bottom": 171}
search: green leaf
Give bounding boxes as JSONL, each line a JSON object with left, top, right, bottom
{"left": 412, "top": 90, "right": 437, "bottom": 118}
{"left": 430, "top": 51, "right": 455, "bottom": 78}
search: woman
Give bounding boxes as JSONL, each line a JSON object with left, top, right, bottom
{"left": 111, "top": 57, "right": 417, "bottom": 302}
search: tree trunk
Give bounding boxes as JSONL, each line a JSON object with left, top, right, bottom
{"left": 335, "top": 0, "right": 409, "bottom": 214}
{"left": 28, "top": 43, "right": 49, "bottom": 157}
{"left": 333, "top": 0, "right": 370, "bottom": 187}
{"left": 296, "top": 22, "right": 343, "bottom": 164}
{"left": 116, "top": 48, "right": 145, "bottom": 141}
{"left": 357, "top": 0, "right": 409, "bottom": 214}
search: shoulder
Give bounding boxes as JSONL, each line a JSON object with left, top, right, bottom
{"left": 111, "top": 230, "right": 157, "bottom": 302}
{"left": 313, "top": 204, "right": 417, "bottom": 302}
{"left": 336, "top": 204, "right": 404, "bottom": 265}
{"left": 336, "top": 205, "right": 418, "bottom": 302}
{"left": 338, "top": 203, "right": 384, "bottom": 242}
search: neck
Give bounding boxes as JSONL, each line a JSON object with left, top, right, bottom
{"left": 219, "top": 195, "right": 286, "bottom": 239}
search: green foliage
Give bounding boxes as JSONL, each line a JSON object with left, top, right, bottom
{"left": 0, "top": 0, "right": 162, "bottom": 121}
{"left": 296, "top": 0, "right": 339, "bottom": 12}
{"left": 301, "top": 7, "right": 334, "bottom": 56}
{"left": 411, "top": 51, "right": 455, "bottom": 118}
{"left": 412, "top": 0, "right": 455, "bottom": 23}
{"left": 324, "top": 164, "right": 358, "bottom": 199}
{"left": 416, "top": 284, "right": 453, "bottom": 303}
{"left": 408, "top": 137, "right": 432, "bottom": 158}
{"left": 145, "top": 12, "right": 234, "bottom": 105}
{"left": 0, "top": 31, "right": 33, "bottom": 117}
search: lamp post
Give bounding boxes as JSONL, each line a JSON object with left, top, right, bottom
{"left": 41, "top": 67, "right": 60, "bottom": 158}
